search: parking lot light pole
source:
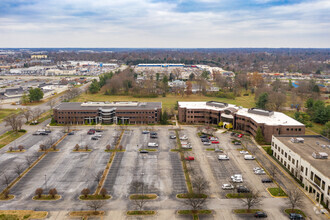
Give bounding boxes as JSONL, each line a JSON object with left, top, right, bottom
{"left": 45, "top": 174, "right": 47, "bottom": 192}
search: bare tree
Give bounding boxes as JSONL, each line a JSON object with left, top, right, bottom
{"left": 47, "top": 99, "right": 57, "bottom": 110}
{"left": 35, "top": 188, "right": 43, "bottom": 198}
{"left": 74, "top": 144, "right": 80, "bottom": 151}
{"left": 4, "top": 113, "right": 23, "bottom": 132}
{"left": 1, "top": 173, "right": 12, "bottom": 187}
{"left": 9, "top": 146, "right": 13, "bottom": 152}
{"left": 86, "top": 200, "right": 105, "bottom": 214}
{"left": 18, "top": 145, "right": 24, "bottom": 151}
{"left": 240, "top": 191, "right": 262, "bottom": 212}
{"left": 81, "top": 188, "right": 90, "bottom": 198}
{"left": 3, "top": 189, "right": 10, "bottom": 199}
{"left": 14, "top": 163, "right": 24, "bottom": 176}
{"left": 130, "top": 181, "right": 148, "bottom": 210}
{"left": 25, "top": 155, "right": 35, "bottom": 167}
{"left": 182, "top": 193, "right": 207, "bottom": 211}
{"left": 286, "top": 188, "right": 303, "bottom": 212}
{"left": 93, "top": 171, "right": 103, "bottom": 183}
{"left": 106, "top": 144, "right": 111, "bottom": 151}
{"left": 21, "top": 108, "right": 32, "bottom": 122}
{"left": 100, "top": 188, "right": 107, "bottom": 198}
{"left": 32, "top": 108, "right": 42, "bottom": 122}
{"left": 192, "top": 176, "right": 210, "bottom": 195}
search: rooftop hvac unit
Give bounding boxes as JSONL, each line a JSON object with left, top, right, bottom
{"left": 312, "top": 152, "right": 328, "bottom": 159}
{"left": 291, "top": 138, "right": 304, "bottom": 143}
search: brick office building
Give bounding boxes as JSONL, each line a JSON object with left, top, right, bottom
{"left": 53, "top": 101, "right": 162, "bottom": 124}
{"left": 178, "top": 101, "right": 305, "bottom": 142}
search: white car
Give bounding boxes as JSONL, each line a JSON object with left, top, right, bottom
{"left": 231, "top": 174, "right": 242, "bottom": 180}
{"left": 244, "top": 155, "right": 255, "bottom": 160}
{"left": 180, "top": 135, "right": 188, "bottom": 140}
{"left": 209, "top": 137, "right": 218, "bottom": 141}
{"left": 203, "top": 142, "right": 211, "bottom": 146}
{"left": 218, "top": 155, "right": 229, "bottom": 160}
{"left": 222, "top": 184, "right": 234, "bottom": 190}
{"left": 253, "top": 167, "right": 262, "bottom": 172}
{"left": 232, "top": 178, "right": 243, "bottom": 183}
{"left": 254, "top": 170, "right": 266, "bottom": 175}
{"left": 148, "top": 142, "right": 158, "bottom": 147}
{"left": 239, "top": 150, "right": 249, "bottom": 154}
{"left": 95, "top": 134, "right": 102, "bottom": 138}
{"left": 182, "top": 144, "right": 192, "bottom": 149}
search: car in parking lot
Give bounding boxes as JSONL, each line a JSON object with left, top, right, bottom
{"left": 91, "top": 136, "right": 98, "bottom": 140}
{"left": 185, "top": 156, "right": 194, "bottom": 161}
{"left": 169, "top": 135, "right": 176, "bottom": 139}
{"left": 253, "top": 167, "right": 262, "bottom": 172}
{"left": 218, "top": 155, "right": 229, "bottom": 160}
{"left": 211, "top": 141, "right": 219, "bottom": 144}
{"left": 200, "top": 135, "right": 208, "bottom": 138}
{"left": 150, "top": 132, "right": 158, "bottom": 138}
{"left": 254, "top": 211, "right": 267, "bottom": 218}
{"left": 222, "top": 184, "right": 234, "bottom": 190}
{"left": 95, "top": 134, "right": 102, "bottom": 138}
{"left": 140, "top": 150, "right": 149, "bottom": 154}
{"left": 215, "top": 148, "right": 224, "bottom": 152}
{"left": 148, "top": 142, "right": 158, "bottom": 147}
{"left": 203, "top": 141, "right": 211, "bottom": 145}
{"left": 209, "top": 136, "right": 218, "bottom": 141}
{"left": 240, "top": 150, "right": 249, "bottom": 154}
{"left": 87, "top": 130, "right": 95, "bottom": 135}
{"left": 255, "top": 170, "right": 266, "bottom": 175}
{"left": 68, "top": 131, "right": 74, "bottom": 135}
{"left": 180, "top": 135, "right": 188, "bottom": 140}
{"left": 261, "top": 178, "right": 273, "bottom": 183}
{"left": 238, "top": 134, "right": 244, "bottom": 138}
{"left": 236, "top": 186, "right": 250, "bottom": 193}
{"left": 234, "top": 142, "right": 241, "bottom": 145}
{"left": 142, "top": 130, "right": 150, "bottom": 134}
{"left": 244, "top": 155, "right": 255, "bottom": 160}
{"left": 289, "top": 213, "right": 304, "bottom": 219}
{"left": 201, "top": 138, "right": 209, "bottom": 142}
{"left": 231, "top": 174, "right": 243, "bottom": 183}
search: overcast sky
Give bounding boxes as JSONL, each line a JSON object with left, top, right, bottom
{"left": 0, "top": 0, "right": 329, "bottom": 48}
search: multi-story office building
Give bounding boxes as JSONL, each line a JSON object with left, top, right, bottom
{"left": 53, "top": 101, "right": 162, "bottom": 124}
{"left": 178, "top": 101, "right": 305, "bottom": 142}
{"left": 271, "top": 135, "right": 330, "bottom": 208}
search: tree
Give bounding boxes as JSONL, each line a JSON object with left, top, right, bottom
{"left": 156, "top": 72, "right": 160, "bottom": 81}
{"left": 183, "top": 193, "right": 207, "bottom": 211}
{"left": 241, "top": 191, "right": 262, "bottom": 212}
{"left": 18, "top": 145, "right": 24, "bottom": 151}
{"left": 189, "top": 73, "right": 195, "bottom": 81}
{"left": 3, "top": 189, "right": 10, "bottom": 199}
{"left": 321, "top": 121, "right": 330, "bottom": 138}
{"left": 20, "top": 92, "right": 30, "bottom": 104}
{"left": 1, "top": 172, "right": 12, "bottom": 187}
{"left": 88, "top": 79, "right": 100, "bottom": 94}
{"left": 162, "top": 75, "right": 169, "bottom": 94}
{"left": 14, "top": 163, "right": 24, "bottom": 176}
{"left": 25, "top": 155, "right": 35, "bottom": 167}
{"left": 256, "top": 93, "right": 268, "bottom": 110}
{"left": 35, "top": 188, "right": 43, "bottom": 198}
{"left": 106, "top": 144, "right": 111, "bottom": 151}
{"left": 21, "top": 108, "right": 32, "bottom": 122}
{"left": 31, "top": 108, "right": 42, "bottom": 123}
{"left": 218, "top": 121, "right": 223, "bottom": 127}
{"left": 47, "top": 99, "right": 57, "bottom": 110}
{"left": 81, "top": 188, "right": 90, "bottom": 198}
{"left": 201, "top": 70, "right": 209, "bottom": 79}
{"left": 267, "top": 92, "right": 286, "bottom": 111}
{"left": 192, "top": 176, "right": 210, "bottom": 195}
{"left": 39, "top": 144, "right": 46, "bottom": 151}
{"left": 286, "top": 189, "right": 303, "bottom": 212}
{"left": 4, "top": 113, "right": 23, "bottom": 132}
{"left": 100, "top": 188, "right": 107, "bottom": 198}
{"left": 130, "top": 181, "right": 148, "bottom": 210}
{"left": 255, "top": 128, "right": 265, "bottom": 144}
{"left": 161, "top": 110, "right": 169, "bottom": 125}
{"left": 49, "top": 188, "right": 57, "bottom": 198}
{"left": 29, "top": 88, "right": 44, "bottom": 102}
{"left": 93, "top": 171, "right": 103, "bottom": 183}
{"left": 186, "top": 81, "right": 192, "bottom": 96}
{"left": 74, "top": 144, "right": 80, "bottom": 151}
{"left": 86, "top": 200, "right": 105, "bottom": 214}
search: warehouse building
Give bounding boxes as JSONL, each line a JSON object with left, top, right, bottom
{"left": 178, "top": 101, "right": 305, "bottom": 142}
{"left": 271, "top": 135, "right": 330, "bottom": 209}
{"left": 53, "top": 101, "right": 162, "bottom": 124}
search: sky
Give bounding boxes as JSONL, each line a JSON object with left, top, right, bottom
{"left": 0, "top": 0, "right": 329, "bottom": 48}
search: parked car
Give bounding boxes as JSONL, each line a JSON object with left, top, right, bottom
{"left": 209, "top": 137, "right": 218, "bottom": 141}
{"left": 240, "top": 150, "right": 249, "bottom": 154}
{"left": 211, "top": 141, "right": 220, "bottom": 144}
{"left": 237, "top": 186, "right": 250, "bottom": 193}
{"left": 95, "top": 134, "right": 102, "bottom": 138}
{"left": 68, "top": 132, "right": 74, "bottom": 135}
{"left": 142, "top": 130, "right": 150, "bottom": 134}
{"left": 169, "top": 135, "right": 176, "bottom": 139}
{"left": 222, "top": 184, "right": 234, "bottom": 190}
{"left": 185, "top": 156, "right": 194, "bottom": 161}
{"left": 200, "top": 135, "right": 208, "bottom": 138}
{"left": 44, "top": 130, "right": 51, "bottom": 133}
{"left": 232, "top": 178, "right": 243, "bottom": 183}
{"left": 244, "top": 155, "right": 255, "bottom": 160}
{"left": 289, "top": 213, "right": 304, "bottom": 219}
{"left": 140, "top": 150, "right": 149, "bottom": 154}
{"left": 230, "top": 132, "right": 236, "bottom": 136}
{"left": 234, "top": 142, "right": 241, "bottom": 145}
{"left": 255, "top": 170, "right": 266, "bottom": 175}
{"left": 215, "top": 149, "right": 224, "bottom": 153}
{"left": 238, "top": 134, "right": 244, "bottom": 138}
{"left": 150, "top": 132, "right": 158, "bottom": 138}
{"left": 254, "top": 211, "right": 267, "bottom": 218}
{"left": 180, "top": 135, "right": 188, "bottom": 140}
{"left": 203, "top": 142, "right": 211, "bottom": 146}
{"left": 39, "top": 132, "right": 48, "bottom": 135}
{"left": 253, "top": 167, "right": 262, "bottom": 172}
{"left": 91, "top": 136, "right": 98, "bottom": 140}
{"left": 87, "top": 130, "right": 95, "bottom": 135}
{"left": 201, "top": 138, "right": 209, "bottom": 142}
{"left": 148, "top": 142, "right": 158, "bottom": 148}
{"left": 261, "top": 178, "right": 273, "bottom": 183}
{"left": 218, "top": 155, "right": 229, "bottom": 160}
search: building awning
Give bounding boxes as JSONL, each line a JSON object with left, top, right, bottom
{"left": 221, "top": 114, "right": 233, "bottom": 119}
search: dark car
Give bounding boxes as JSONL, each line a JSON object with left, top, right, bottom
{"left": 169, "top": 135, "right": 176, "bottom": 139}
{"left": 91, "top": 136, "right": 98, "bottom": 140}
{"left": 261, "top": 178, "right": 273, "bottom": 183}
{"left": 201, "top": 138, "right": 209, "bottom": 142}
{"left": 68, "top": 132, "right": 74, "bottom": 135}
{"left": 237, "top": 186, "right": 250, "bottom": 193}
{"left": 200, "top": 135, "right": 207, "bottom": 138}
{"left": 289, "top": 213, "right": 304, "bottom": 219}
{"left": 45, "top": 130, "right": 51, "bottom": 133}
{"left": 150, "top": 132, "right": 157, "bottom": 138}
{"left": 40, "top": 132, "right": 48, "bottom": 135}
{"left": 254, "top": 211, "right": 267, "bottom": 218}
{"left": 230, "top": 132, "right": 236, "bottom": 136}
{"left": 140, "top": 150, "right": 149, "bottom": 154}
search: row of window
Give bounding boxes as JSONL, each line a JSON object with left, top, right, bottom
{"left": 58, "top": 111, "right": 157, "bottom": 115}
{"left": 286, "top": 128, "right": 302, "bottom": 131}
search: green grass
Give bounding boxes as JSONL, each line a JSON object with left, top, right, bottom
{"left": 105, "top": 149, "right": 126, "bottom": 152}
{"left": 0, "top": 194, "right": 15, "bottom": 201}
{"left": 0, "top": 109, "right": 20, "bottom": 123}
{"left": 32, "top": 195, "right": 60, "bottom": 200}
{"left": 72, "top": 93, "right": 256, "bottom": 110}
{"left": 177, "top": 193, "right": 208, "bottom": 199}
{"left": 284, "top": 209, "right": 306, "bottom": 217}
{"left": 79, "top": 194, "right": 111, "bottom": 200}
{"left": 205, "top": 148, "right": 215, "bottom": 151}
{"left": 129, "top": 194, "right": 157, "bottom": 200}
{"left": 126, "top": 211, "right": 155, "bottom": 215}
{"left": 170, "top": 148, "right": 192, "bottom": 152}
{"left": 139, "top": 149, "right": 157, "bottom": 152}
{"left": 0, "top": 131, "right": 26, "bottom": 149}
{"left": 233, "top": 209, "right": 261, "bottom": 214}
{"left": 267, "top": 188, "right": 287, "bottom": 197}
{"left": 178, "top": 210, "right": 212, "bottom": 215}
{"left": 226, "top": 193, "right": 251, "bottom": 199}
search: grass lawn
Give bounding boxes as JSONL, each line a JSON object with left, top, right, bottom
{"left": 105, "top": 149, "right": 126, "bottom": 152}
{"left": 177, "top": 193, "right": 208, "bottom": 199}
{"left": 284, "top": 209, "right": 306, "bottom": 217}
{"left": 178, "top": 210, "right": 212, "bottom": 215}
{"left": 0, "top": 131, "right": 26, "bottom": 149}
{"left": 129, "top": 194, "right": 157, "bottom": 200}
{"left": 170, "top": 148, "right": 192, "bottom": 152}
{"left": 32, "top": 195, "right": 61, "bottom": 200}
{"left": 0, "top": 109, "right": 19, "bottom": 123}
{"left": 79, "top": 194, "right": 111, "bottom": 200}
{"left": 69, "top": 211, "right": 104, "bottom": 218}
{"left": 126, "top": 210, "right": 156, "bottom": 215}
{"left": 72, "top": 93, "right": 256, "bottom": 110}
{"left": 0, "top": 210, "right": 48, "bottom": 219}
{"left": 0, "top": 194, "right": 15, "bottom": 200}
{"left": 139, "top": 148, "right": 157, "bottom": 152}
{"left": 233, "top": 209, "right": 261, "bottom": 214}
{"left": 267, "top": 188, "right": 287, "bottom": 197}
{"left": 226, "top": 193, "right": 251, "bottom": 199}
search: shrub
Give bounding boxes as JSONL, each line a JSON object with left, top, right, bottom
{"left": 106, "top": 145, "right": 111, "bottom": 151}
{"left": 9, "top": 146, "right": 13, "bottom": 152}
{"left": 74, "top": 144, "right": 80, "bottom": 151}
{"left": 100, "top": 188, "right": 107, "bottom": 198}
{"left": 35, "top": 188, "right": 43, "bottom": 198}
{"left": 18, "top": 145, "right": 24, "bottom": 151}
{"left": 81, "top": 188, "right": 90, "bottom": 198}
{"left": 49, "top": 188, "right": 57, "bottom": 198}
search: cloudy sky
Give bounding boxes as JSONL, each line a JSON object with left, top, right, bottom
{"left": 0, "top": 0, "right": 329, "bottom": 48}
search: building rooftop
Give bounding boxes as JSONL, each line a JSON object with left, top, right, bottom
{"left": 178, "top": 101, "right": 304, "bottom": 126}
{"left": 54, "top": 102, "right": 162, "bottom": 111}
{"left": 274, "top": 135, "right": 330, "bottom": 177}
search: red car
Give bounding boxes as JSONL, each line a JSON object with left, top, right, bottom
{"left": 238, "top": 134, "right": 244, "bottom": 138}
{"left": 211, "top": 141, "right": 219, "bottom": 144}
{"left": 87, "top": 130, "right": 95, "bottom": 135}
{"left": 185, "top": 156, "right": 194, "bottom": 161}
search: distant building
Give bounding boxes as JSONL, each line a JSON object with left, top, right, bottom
{"left": 31, "top": 55, "right": 47, "bottom": 59}
{"left": 53, "top": 101, "right": 162, "bottom": 125}
{"left": 178, "top": 101, "right": 305, "bottom": 142}
{"left": 271, "top": 135, "right": 330, "bottom": 209}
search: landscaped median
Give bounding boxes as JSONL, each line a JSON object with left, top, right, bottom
{"left": 284, "top": 209, "right": 306, "bottom": 217}
{"left": 0, "top": 130, "right": 26, "bottom": 149}
{"left": 177, "top": 210, "right": 212, "bottom": 219}
{"left": 129, "top": 194, "right": 157, "bottom": 200}
{"left": 177, "top": 193, "right": 207, "bottom": 199}
{"left": 233, "top": 209, "right": 262, "bottom": 214}
{"left": 139, "top": 148, "right": 157, "bottom": 152}
{"left": 126, "top": 210, "right": 156, "bottom": 216}
{"left": 170, "top": 148, "right": 192, "bottom": 152}
{"left": 267, "top": 187, "right": 287, "bottom": 197}
{"left": 32, "top": 195, "right": 61, "bottom": 201}
{"left": 69, "top": 211, "right": 104, "bottom": 219}
{"left": 226, "top": 193, "right": 251, "bottom": 199}
{"left": 0, "top": 210, "right": 48, "bottom": 219}
{"left": 79, "top": 194, "right": 111, "bottom": 200}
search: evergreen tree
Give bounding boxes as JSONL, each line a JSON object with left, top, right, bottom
{"left": 255, "top": 128, "right": 265, "bottom": 144}
{"left": 256, "top": 93, "right": 268, "bottom": 109}
{"left": 89, "top": 79, "right": 100, "bottom": 94}
{"left": 29, "top": 88, "right": 44, "bottom": 102}
{"left": 161, "top": 110, "right": 169, "bottom": 125}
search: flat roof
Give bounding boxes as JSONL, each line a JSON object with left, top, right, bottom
{"left": 178, "top": 101, "right": 304, "bottom": 126}
{"left": 54, "top": 102, "right": 162, "bottom": 111}
{"left": 274, "top": 135, "right": 330, "bottom": 178}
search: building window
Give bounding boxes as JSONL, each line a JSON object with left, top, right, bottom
{"left": 275, "top": 144, "right": 277, "bottom": 149}
{"left": 321, "top": 181, "right": 325, "bottom": 190}
{"left": 284, "top": 161, "right": 287, "bottom": 166}
{"left": 281, "top": 150, "right": 284, "bottom": 155}
{"left": 305, "top": 168, "right": 308, "bottom": 176}
{"left": 301, "top": 166, "right": 304, "bottom": 172}
{"left": 299, "top": 128, "right": 301, "bottom": 131}
{"left": 287, "top": 128, "right": 289, "bottom": 131}
{"left": 288, "top": 165, "right": 290, "bottom": 170}
{"left": 285, "top": 152, "right": 287, "bottom": 158}
{"left": 292, "top": 159, "right": 295, "bottom": 165}
{"left": 288, "top": 155, "right": 291, "bottom": 160}
{"left": 310, "top": 171, "right": 314, "bottom": 180}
